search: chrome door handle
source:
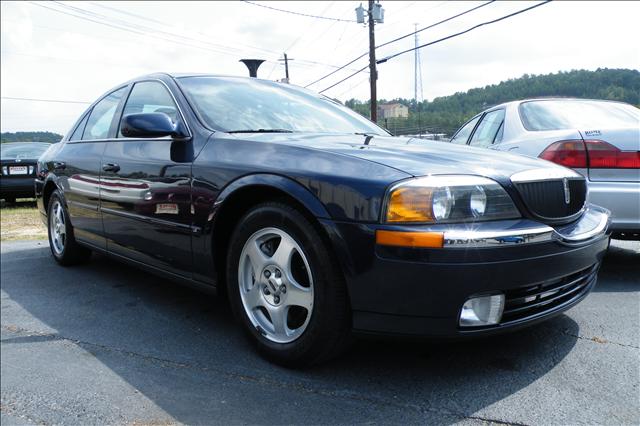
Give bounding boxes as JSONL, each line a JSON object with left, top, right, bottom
{"left": 102, "top": 163, "right": 120, "bottom": 173}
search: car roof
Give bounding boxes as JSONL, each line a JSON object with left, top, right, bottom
{"left": 1, "top": 141, "right": 51, "bottom": 145}
{"left": 131, "top": 72, "right": 281, "bottom": 85}
{"left": 487, "top": 97, "right": 634, "bottom": 111}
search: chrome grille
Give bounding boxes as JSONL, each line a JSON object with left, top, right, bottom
{"left": 514, "top": 178, "right": 586, "bottom": 221}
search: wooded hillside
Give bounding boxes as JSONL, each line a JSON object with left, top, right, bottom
{"left": 345, "top": 68, "right": 640, "bottom": 135}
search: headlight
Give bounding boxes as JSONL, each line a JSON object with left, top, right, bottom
{"left": 384, "top": 175, "right": 520, "bottom": 223}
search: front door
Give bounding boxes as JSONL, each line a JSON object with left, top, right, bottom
{"left": 100, "top": 80, "right": 193, "bottom": 276}
{"left": 57, "top": 86, "right": 128, "bottom": 250}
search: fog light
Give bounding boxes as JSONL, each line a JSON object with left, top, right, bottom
{"left": 459, "top": 294, "right": 505, "bottom": 327}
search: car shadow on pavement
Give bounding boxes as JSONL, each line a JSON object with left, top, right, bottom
{"left": 0, "top": 242, "right": 595, "bottom": 424}
{"left": 592, "top": 240, "right": 639, "bottom": 293}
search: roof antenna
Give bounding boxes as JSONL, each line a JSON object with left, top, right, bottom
{"left": 239, "top": 59, "right": 265, "bottom": 78}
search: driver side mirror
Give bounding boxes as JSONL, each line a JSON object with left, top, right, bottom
{"left": 120, "top": 112, "right": 189, "bottom": 140}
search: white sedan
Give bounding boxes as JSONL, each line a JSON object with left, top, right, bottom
{"left": 450, "top": 98, "right": 640, "bottom": 239}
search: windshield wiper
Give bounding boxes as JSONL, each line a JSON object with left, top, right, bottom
{"left": 227, "top": 128, "right": 294, "bottom": 133}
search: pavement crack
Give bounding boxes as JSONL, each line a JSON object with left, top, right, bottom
{"left": 1, "top": 324, "right": 526, "bottom": 425}
{"left": 562, "top": 330, "right": 639, "bottom": 349}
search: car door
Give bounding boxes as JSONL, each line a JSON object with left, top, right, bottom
{"left": 100, "top": 80, "right": 194, "bottom": 277}
{"left": 55, "top": 86, "right": 128, "bottom": 250}
{"left": 450, "top": 115, "right": 481, "bottom": 145}
{"left": 468, "top": 108, "right": 506, "bottom": 149}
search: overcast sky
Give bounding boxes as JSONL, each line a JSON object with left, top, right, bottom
{"left": 1, "top": 1, "right": 638, "bottom": 134}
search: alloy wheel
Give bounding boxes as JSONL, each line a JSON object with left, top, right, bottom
{"left": 50, "top": 200, "right": 66, "bottom": 255}
{"left": 238, "top": 227, "right": 314, "bottom": 344}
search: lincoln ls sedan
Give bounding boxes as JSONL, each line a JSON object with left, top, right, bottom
{"left": 36, "top": 74, "right": 611, "bottom": 366}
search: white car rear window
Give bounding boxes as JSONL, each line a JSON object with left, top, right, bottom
{"left": 519, "top": 100, "right": 640, "bottom": 131}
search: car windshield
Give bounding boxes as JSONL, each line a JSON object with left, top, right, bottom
{"left": 0, "top": 142, "right": 50, "bottom": 160}
{"left": 177, "top": 76, "right": 387, "bottom": 135}
{"left": 519, "top": 100, "right": 640, "bottom": 131}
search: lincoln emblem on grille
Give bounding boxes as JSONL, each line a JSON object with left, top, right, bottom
{"left": 563, "top": 178, "right": 571, "bottom": 204}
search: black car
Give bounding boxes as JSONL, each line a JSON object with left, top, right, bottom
{"left": 36, "top": 74, "right": 611, "bottom": 366}
{"left": 1, "top": 142, "right": 51, "bottom": 202}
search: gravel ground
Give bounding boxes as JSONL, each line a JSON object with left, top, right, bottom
{"left": 1, "top": 239, "right": 638, "bottom": 425}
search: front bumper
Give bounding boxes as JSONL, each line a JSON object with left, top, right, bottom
{"left": 322, "top": 205, "right": 610, "bottom": 338}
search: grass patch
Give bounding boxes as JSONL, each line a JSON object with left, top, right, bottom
{"left": 1, "top": 199, "right": 47, "bottom": 241}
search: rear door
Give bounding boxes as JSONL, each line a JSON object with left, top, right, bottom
{"left": 100, "top": 80, "right": 194, "bottom": 276}
{"left": 56, "top": 86, "right": 128, "bottom": 250}
{"left": 468, "top": 108, "right": 505, "bottom": 149}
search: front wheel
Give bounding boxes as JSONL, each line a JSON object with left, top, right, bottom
{"left": 227, "top": 202, "right": 351, "bottom": 367}
{"left": 47, "top": 190, "right": 91, "bottom": 265}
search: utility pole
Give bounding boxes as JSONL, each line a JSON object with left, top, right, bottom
{"left": 277, "top": 53, "right": 293, "bottom": 83}
{"left": 368, "top": 0, "right": 377, "bottom": 123}
{"left": 414, "top": 23, "right": 418, "bottom": 106}
{"left": 414, "top": 23, "right": 421, "bottom": 137}
{"left": 356, "top": 1, "right": 383, "bottom": 120}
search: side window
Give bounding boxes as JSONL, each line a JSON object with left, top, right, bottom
{"left": 119, "top": 81, "right": 179, "bottom": 137}
{"left": 69, "top": 113, "right": 89, "bottom": 141}
{"left": 450, "top": 115, "right": 480, "bottom": 145}
{"left": 469, "top": 109, "right": 505, "bottom": 148}
{"left": 83, "top": 87, "right": 127, "bottom": 140}
{"left": 494, "top": 121, "right": 505, "bottom": 144}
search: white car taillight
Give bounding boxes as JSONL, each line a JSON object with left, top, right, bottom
{"left": 540, "top": 139, "right": 640, "bottom": 169}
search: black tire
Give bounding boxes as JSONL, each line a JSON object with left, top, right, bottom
{"left": 226, "top": 201, "right": 351, "bottom": 367}
{"left": 3, "top": 196, "right": 16, "bottom": 204}
{"left": 47, "top": 190, "right": 91, "bottom": 266}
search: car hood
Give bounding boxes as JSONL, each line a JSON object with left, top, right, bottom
{"left": 235, "top": 132, "right": 568, "bottom": 181}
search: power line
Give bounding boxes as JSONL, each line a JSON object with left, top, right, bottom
{"left": 242, "top": 1, "right": 355, "bottom": 23}
{"left": 319, "top": 65, "right": 370, "bottom": 93}
{"left": 305, "top": 0, "right": 496, "bottom": 88}
{"left": 380, "top": 1, "right": 552, "bottom": 64}
{"left": 48, "top": 1, "right": 246, "bottom": 57}
{"left": 320, "top": 1, "right": 552, "bottom": 93}
{"left": 334, "top": 76, "right": 370, "bottom": 98}
{"left": 2, "top": 97, "right": 91, "bottom": 104}
{"left": 30, "top": 2, "right": 350, "bottom": 75}
{"left": 86, "top": 1, "right": 283, "bottom": 58}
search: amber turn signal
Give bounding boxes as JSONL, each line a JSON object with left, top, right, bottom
{"left": 375, "top": 230, "right": 444, "bottom": 248}
{"left": 386, "top": 186, "right": 434, "bottom": 223}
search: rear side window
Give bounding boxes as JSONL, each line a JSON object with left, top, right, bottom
{"left": 469, "top": 109, "right": 505, "bottom": 147}
{"left": 450, "top": 115, "right": 480, "bottom": 145}
{"left": 82, "top": 87, "right": 127, "bottom": 140}
{"left": 69, "top": 113, "right": 89, "bottom": 141}
{"left": 119, "top": 81, "right": 179, "bottom": 137}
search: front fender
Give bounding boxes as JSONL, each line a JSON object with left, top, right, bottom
{"left": 191, "top": 173, "right": 335, "bottom": 285}
{"left": 213, "top": 173, "right": 332, "bottom": 220}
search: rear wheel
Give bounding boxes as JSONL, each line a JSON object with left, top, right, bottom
{"left": 227, "top": 202, "right": 350, "bottom": 367}
{"left": 47, "top": 190, "right": 91, "bottom": 265}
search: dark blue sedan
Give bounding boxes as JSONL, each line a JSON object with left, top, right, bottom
{"left": 36, "top": 73, "right": 610, "bottom": 366}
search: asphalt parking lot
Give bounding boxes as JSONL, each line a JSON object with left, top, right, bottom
{"left": 1, "top": 239, "right": 638, "bottom": 425}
